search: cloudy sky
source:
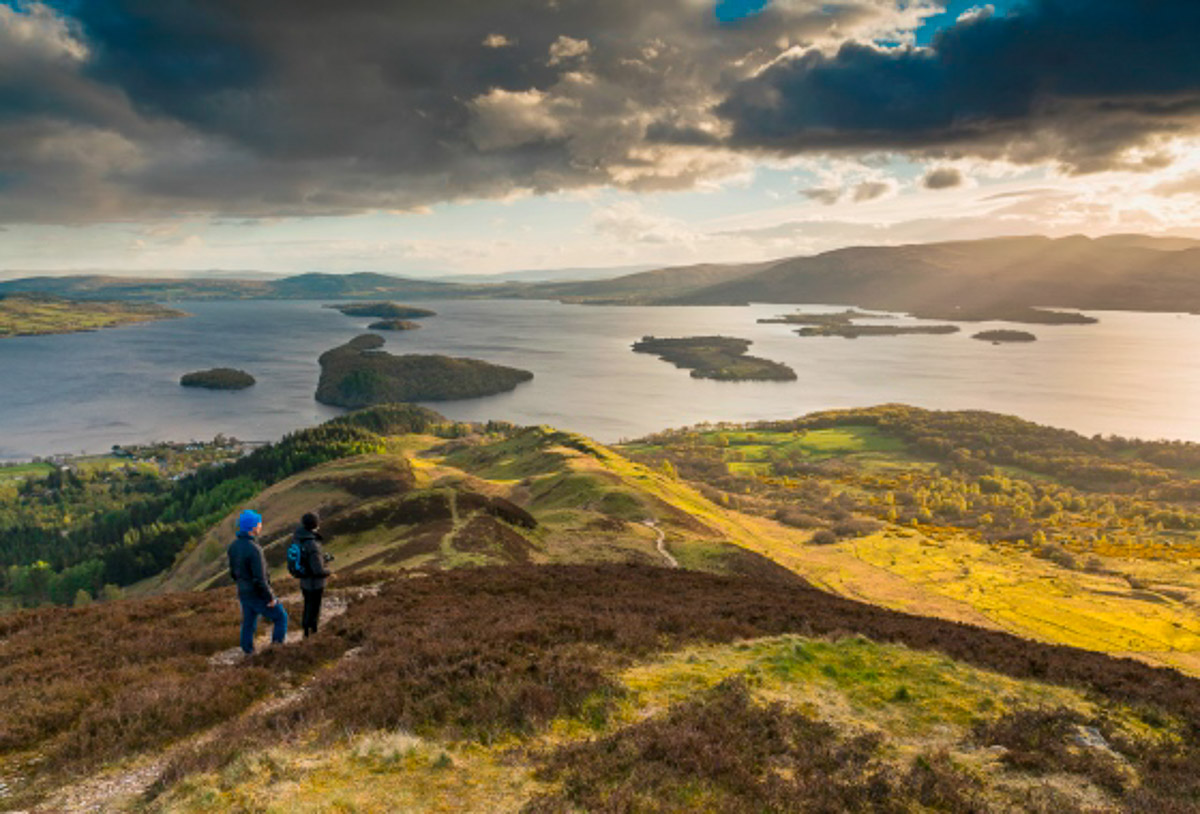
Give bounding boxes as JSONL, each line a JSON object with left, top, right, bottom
{"left": 2, "top": 0, "right": 1200, "bottom": 276}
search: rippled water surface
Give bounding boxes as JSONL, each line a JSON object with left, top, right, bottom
{"left": 2, "top": 298, "right": 1198, "bottom": 459}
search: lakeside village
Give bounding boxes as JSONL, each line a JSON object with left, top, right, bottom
{"left": 0, "top": 435, "right": 262, "bottom": 483}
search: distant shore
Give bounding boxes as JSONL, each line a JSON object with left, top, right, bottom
{"left": 0, "top": 295, "right": 186, "bottom": 338}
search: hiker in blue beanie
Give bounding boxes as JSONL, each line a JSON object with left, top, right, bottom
{"left": 227, "top": 509, "right": 287, "bottom": 653}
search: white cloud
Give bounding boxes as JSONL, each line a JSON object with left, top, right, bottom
{"left": 482, "top": 33, "right": 514, "bottom": 48}
{"left": 590, "top": 201, "right": 696, "bottom": 245}
{"left": 468, "top": 89, "right": 568, "bottom": 151}
{"left": 0, "top": 2, "right": 87, "bottom": 62}
{"left": 547, "top": 35, "right": 591, "bottom": 66}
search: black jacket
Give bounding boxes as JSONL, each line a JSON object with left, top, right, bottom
{"left": 227, "top": 532, "right": 275, "bottom": 602}
{"left": 293, "top": 527, "right": 332, "bottom": 591}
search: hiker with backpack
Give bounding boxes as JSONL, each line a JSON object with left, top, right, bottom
{"left": 227, "top": 509, "right": 287, "bottom": 654}
{"left": 288, "top": 512, "right": 333, "bottom": 637}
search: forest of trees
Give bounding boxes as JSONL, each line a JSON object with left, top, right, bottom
{"left": 0, "top": 404, "right": 450, "bottom": 607}
{"left": 629, "top": 406, "right": 1200, "bottom": 564}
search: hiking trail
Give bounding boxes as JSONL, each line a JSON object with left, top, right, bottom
{"left": 34, "top": 584, "right": 381, "bottom": 813}
{"left": 643, "top": 520, "right": 678, "bottom": 568}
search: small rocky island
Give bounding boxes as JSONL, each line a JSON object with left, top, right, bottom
{"left": 758, "top": 309, "right": 893, "bottom": 326}
{"left": 632, "top": 336, "right": 797, "bottom": 381}
{"left": 180, "top": 368, "right": 256, "bottom": 390}
{"left": 972, "top": 330, "right": 1038, "bottom": 344}
{"left": 796, "top": 324, "right": 960, "bottom": 338}
{"left": 913, "top": 305, "right": 1097, "bottom": 325}
{"left": 316, "top": 334, "right": 533, "bottom": 407}
{"left": 368, "top": 319, "right": 422, "bottom": 331}
{"left": 759, "top": 308, "right": 958, "bottom": 338}
{"left": 327, "top": 302, "right": 437, "bottom": 319}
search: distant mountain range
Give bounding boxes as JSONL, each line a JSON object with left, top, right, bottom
{"left": 438, "top": 264, "right": 657, "bottom": 283}
{"left": 657, "top": 234, "right": 1200, "bottom": 316}
{"left": 0, "top": 271, "right": 462, "bottom": 301}
{"left": 3, "top": 234, "right": 1199, "bottom": 316}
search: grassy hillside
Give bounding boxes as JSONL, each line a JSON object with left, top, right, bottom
{"left": 153, "top": 420, "right": 797, "bottom": 596}
{"left": 8, "top": 404, "right": 1200, "bottom": 810}
{"left": 0, "top": 405, "right": 447, "bottom": 608}
{"left": 625, "top": 406, "right": 1200, "bottom": 674}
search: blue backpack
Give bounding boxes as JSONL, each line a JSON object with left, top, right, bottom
{"left": 286, "top": 539, "right": 308, "bottom": 579}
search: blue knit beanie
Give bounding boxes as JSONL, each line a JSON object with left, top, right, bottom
{"left": 238, "top": 510, "right": 263, "bottom": 533}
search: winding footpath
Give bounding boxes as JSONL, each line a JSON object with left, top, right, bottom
{"left": 643, "top": 520, "right": 678, "bottom": 569}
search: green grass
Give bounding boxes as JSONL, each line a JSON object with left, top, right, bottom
{"left": 702, "top": 426, "right": 906, "bottom": 460}
{"left": 442, "top": 428, "right": 569, "bottom": 481}
{"left": 0, "top": 456, "right": 157, "bottom": 485}
{"left": 617, "top": 634, "right": 1158, "bottom": 740}
{"left": 0, "top": 462, "right": 54, "bottom": 482}
{"left": 160, "top": 631, "right": 1180, "bottom": 813}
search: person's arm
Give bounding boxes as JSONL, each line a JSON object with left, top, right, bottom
{"left": 228, "top": 547, "right": 238, "bottom": 584}
{"left": 250, "top": 544, "right": 275, "bottom": 603}
{"left": 308, "top": 541, "right": 331, "bottom": 579}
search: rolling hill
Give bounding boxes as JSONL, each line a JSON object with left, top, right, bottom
{"left": 524, "top": 261, "right": 774, "bottom": 304}
{"left": 8, "top": 403, "right": 1200, "bottom": 811}
{"left": 0, "top": 271, "right": 463, "bottom": 302}
{"left": 659, "top": 235, "right": 1200, "bottom": 315}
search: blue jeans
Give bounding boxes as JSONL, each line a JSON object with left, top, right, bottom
{"left": 239, "top": 596, "right": 288, "bottom": 653}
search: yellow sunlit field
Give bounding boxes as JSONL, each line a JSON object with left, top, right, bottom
{"left": 624, "top": 411, "right": 1200, "bottom": 675}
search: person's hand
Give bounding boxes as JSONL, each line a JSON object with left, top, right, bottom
{"left": 267, "top": 598, "right": 278, "bottom": 608}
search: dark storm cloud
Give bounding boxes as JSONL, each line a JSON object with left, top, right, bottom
{"left": 2, "top": 0, "right": 1199, "bottom": 223}
{"left": 717, "top": 0, "right": 1200, "bottom": 171}
{"left": 5, "top": 0, "right": 934, "bottom": 222}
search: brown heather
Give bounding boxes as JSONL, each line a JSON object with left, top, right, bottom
{"left": 526, "top": 678, "right": 989, "bottom": 813}
{"left": 7, "top": 564, "right": 1200, "bottom": 809}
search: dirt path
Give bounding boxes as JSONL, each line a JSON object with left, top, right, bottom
{"left": 34, "top": 585, "right": 380, "bottom": 813}
{"left": 643, "top": 520, "right": 678, "bottom": 568}
{"left": 208, "top": 590, "right": 351, "bottom": 667}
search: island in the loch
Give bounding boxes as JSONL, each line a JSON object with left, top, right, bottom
{"left": 796, "top": 324, "right": 960, "bottom": 339}
{"left": 180, "top": 368, "right": 257, "bottom": 390}
{"left": 316, "top": 334, "right": 533, "bottom": 407}
{"left": 632, "top": 336, "right": 797, "bottom": 381}
{"left": 758, "top": 308, "right": 959, "bottom": 339}
{"left": 0, "top": 294, "right": 185, "bottom": 338}
{"left": 972, "top": 330, "right": 1038, "bottom": 344}
{"left": 758, "top": 309, "right": 893, "bottom": 326}
{"left": 327, "top": 302, "right": 437, "bottom": 319}
{"left": 368, "top": 319, "right": 422, "bottom": 331}
{"left": 912, "top": 305, "right": 1097, "bottom": 325}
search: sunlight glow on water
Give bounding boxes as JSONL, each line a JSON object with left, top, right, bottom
{"left": 1, "top": 299, "right": 1199, "bottom": 458}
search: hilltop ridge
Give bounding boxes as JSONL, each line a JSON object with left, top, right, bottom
{"left": 5, "top": 234, "right": 1200, "bottom": 319}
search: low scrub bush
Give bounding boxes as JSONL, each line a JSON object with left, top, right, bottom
{"left": 10, "top": 564, "right": 1200, "bottom": 808}
{"left": 526, "top": 678, "right": 987, "bottom": 813}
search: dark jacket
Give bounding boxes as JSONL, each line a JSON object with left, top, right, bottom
{"left": 293, "top": 527, "right": 332, "bottom": 591}
{"left": 227, "top": 532, "right": 275, "bottom": 603}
